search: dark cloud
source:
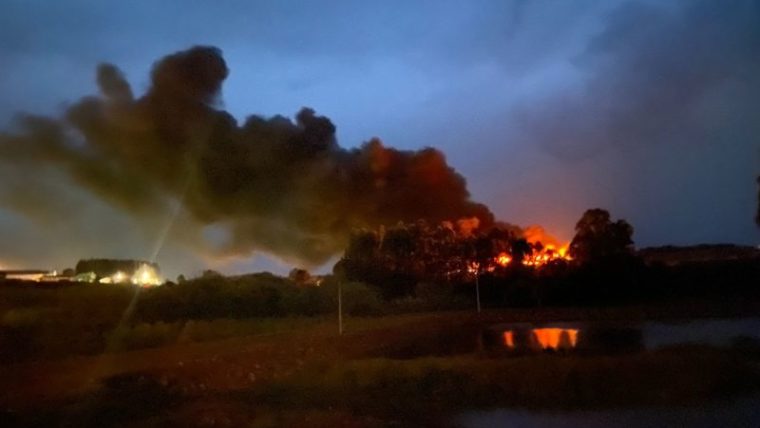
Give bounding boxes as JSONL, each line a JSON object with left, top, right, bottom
{"left": 519, "top": 0, "right": 760, "bottom": 159}
{"left": 0, "top": 1, "right": 757, "bottom": 273}
{"left": 506, "top": 0, "right": 760, "bottom": 245}
{"left": 0, "top": 46, "right": 494, "bottom": 266}
{"left": 96, "top": 64, "right": 134, "bottom": 103}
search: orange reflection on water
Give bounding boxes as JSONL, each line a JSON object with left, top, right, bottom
{"left": 532, "top": 328, "right": 578, "bottom": 350}
{"left": 502, "top": 328, "right": 579, "bottom": 350}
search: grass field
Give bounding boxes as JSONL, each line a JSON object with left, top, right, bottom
{"left": 2, "top": 304, "right": 760, "bottom": 427}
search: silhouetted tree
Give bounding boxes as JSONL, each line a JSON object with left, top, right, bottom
{"left": 511, "top": 238, "right": 533, "bottom": 264}
{"left": 569, "top": 208, "right": 634, "bottom": 264}
{"left": 201, "top": 269, "right": 223, "bottom": 279}
{"left": 339, "top": 220, "right": 556, "bottom": 297}
{"left": 288, "top": 268, "right": 313, "bottom": 286}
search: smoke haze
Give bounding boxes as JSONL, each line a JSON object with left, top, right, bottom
{"left": 1, "top": 0, "right": 758, "bottom": 275}
{"left": 0, "top": 47, "right": 494, "bottom": 272}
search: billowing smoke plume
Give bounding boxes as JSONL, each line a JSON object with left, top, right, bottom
{"left": 0, "top": 46, "right": 493, "bottom": 266}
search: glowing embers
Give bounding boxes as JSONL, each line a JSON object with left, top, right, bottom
{"left": 495, "top": 253, "right": 512, "bottom": 267}
{"left": 468, "top": 261, "right": 481, "bottom": 274}
{"left": 502, "top": 327, "right": 579, "bottom": 351}
{"left": 490, "top": 245, "right": 572, "bottom": 269}
{"left": 522, "top": 244, "right": 572, "bottom": 267}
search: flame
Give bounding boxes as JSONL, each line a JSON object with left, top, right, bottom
{"left": 522, "top": 242, "right": 572, "bottom": 267}
{"left": 523, "top": 225, "right": 562, "bottom": 247}
{"left": 503, "top": 331, "right": 515, "bottom": 347}
{"left": 467, "top": 261, "right": 480, "bottom": 274}
{"left": 455, "top": 225, "right": 572, "bottom": 276}
{"left": 491, "top": 247, "right": 571, "bottom": 269}
{"left": 495, "top": 252, "right": 512, "bottom": 266}
{"left": 521, "top": 225, "right": 572, "bottom": 266}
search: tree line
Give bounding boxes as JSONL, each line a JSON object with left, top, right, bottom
{"left": 337, "top": 208, "right": 635, "bottom": 298}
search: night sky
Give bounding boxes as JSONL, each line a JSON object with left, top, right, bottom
{"left": 0, "top": 0, "right": 758, "bottom": 278}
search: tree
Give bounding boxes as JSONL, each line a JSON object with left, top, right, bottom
{"left": 288, "top": 268, "right": 313, "bottom": 286}
{"left": 201, "top": 269, "right": 223, "bottom": 279}
{"left": 569, "top": 208, "right": 634, "bottom": 264}
{"left": 511, "top": 238, "right": 533, "bottom": 264}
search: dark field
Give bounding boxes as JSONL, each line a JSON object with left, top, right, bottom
{"left": 2, "top": 282, "right": 760, "bottom": 427}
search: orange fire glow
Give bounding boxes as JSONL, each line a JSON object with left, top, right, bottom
{"left": 522, "top": 243, "right": 572, "bottom": 267}
{"left": 492, "top": 246, "right": 571, "bottom": 269}
{"left": 468, "top": 261, "right": 481, "bottom": 274}
{"left": 495, "top": 252, "right": 512, "bottom": 266}
{"left": 523, "top": 225, "right": 562, "bottom": 247}
{"left": 502, "top": 328, "right": 579, "bottom": 350}
{"left": 522, "top": 225, "right": 572, "bottom": 267}
{"left": 532, "top": 328, "right": 578, "bottom": 350}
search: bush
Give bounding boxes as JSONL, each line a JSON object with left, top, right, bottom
{"left": 319, "top": 278, "right": 385, "bottom": 316}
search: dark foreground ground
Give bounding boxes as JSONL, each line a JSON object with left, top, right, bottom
{"left": 2, "top": 302, "right": 760, "bottom": 427}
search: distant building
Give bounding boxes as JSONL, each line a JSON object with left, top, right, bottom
{"left": 0, "top": 269, "right": 56, "bottom": 282}
{"left": 40, "top": 273, "right": 75, "bottom": 282}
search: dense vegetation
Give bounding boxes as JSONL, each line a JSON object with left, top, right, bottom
{"left": 338, "top": 208, "right": 759, "bottom": 306}
{"left": 1, "top": 209, "right": 759, "bottom": 364}
{"left": 0, "top": 273, "right": 385, "bottom": 362}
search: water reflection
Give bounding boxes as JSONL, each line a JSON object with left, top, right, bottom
{"left": 382, "top": 318, "right": 760, "bottom": 359}
{"left": 461, "top": 394, "right": 760, "bottom": 428}
{"left": 486, "top": 323, "right": 644, "bottom": 353}
{"left": 502, "top": 328, "right": 579, "bottom": 351}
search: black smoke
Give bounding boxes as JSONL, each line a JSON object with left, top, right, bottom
{"left": 0, "top": 46, "right": 493, "bottom": 266}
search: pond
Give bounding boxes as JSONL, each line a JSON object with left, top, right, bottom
{"left": 375, "top": 317, "right": 760, "bottom": 359}
{"left": 460, "top": 394, "right": 760, "bottom": 428}
{"left": 442, "top": 318, "right": 760, "bottom": 427}
{"left": 482, "top": 317, "right": 760, "bottom": 354}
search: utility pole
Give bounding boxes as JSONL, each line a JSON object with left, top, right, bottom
{"left": 475, "top": 272, "right": 481, "bottom": 313}
{"left": 471, "top": 261, "right": 481, "bottom": 314}
{"left": 338, "top": 280, "right": 343, "bottom": 335}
